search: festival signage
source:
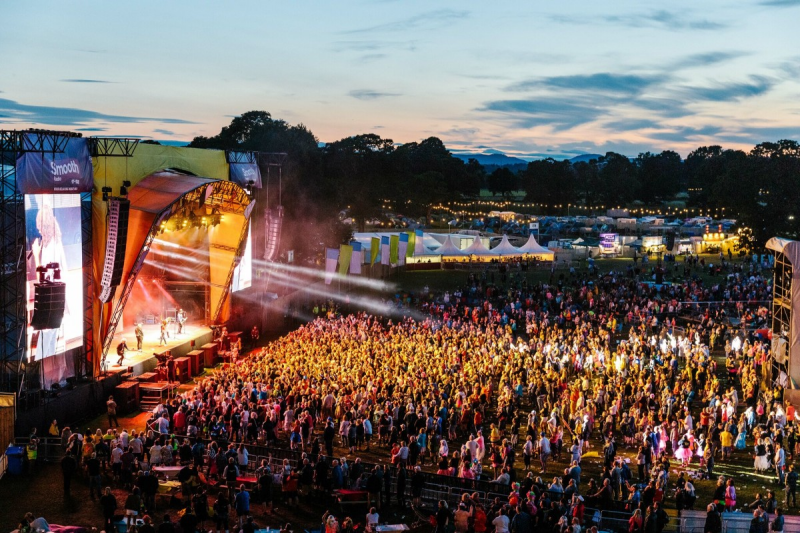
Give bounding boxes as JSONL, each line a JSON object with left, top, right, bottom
{"left": 229, "top": 163, "right": 262, "bottom": 189}
{"left": 16, "top": 134, "right": 93, "bottom": 194}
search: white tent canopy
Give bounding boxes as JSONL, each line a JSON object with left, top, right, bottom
{"left": 518, "top": 235, "right": 555, "bottom": 258}
{"left": 435, "top": 234, "right": 466, "bottom": 257}
{"left": 491, "top": 234, "right": 521, "bottom": 256}
{"left": 463, "top": 236, "right": 494, "bottom": 256}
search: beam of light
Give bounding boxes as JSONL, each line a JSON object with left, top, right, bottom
{"left": 254, "top": 259, "right": 397, "bottom": 292}
{"left": 144, "top": 257, "right": 206, "bottom": 281}
{"left": 257, "top": 266, "right": 425, "bottom": 321}
{"left": 148, "top": 248, "right": 208, "bottom": 267}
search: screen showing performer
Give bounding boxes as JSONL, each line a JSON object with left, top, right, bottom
{"left": 232, "top": 220, "right": 252, "bottom": 292}
{"left": 25, "top": 194, "right": 84, "bottom": 359}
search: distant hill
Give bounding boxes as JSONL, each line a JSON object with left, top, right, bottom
{"left": 453, "top": 152, "right": 529, "bottom": 166}
{"left": 569, "top": 154, "right": 603, "bottom": 163}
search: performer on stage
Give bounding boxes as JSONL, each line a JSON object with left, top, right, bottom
{"left": 116, "top": 338, "right": 129, "bottom": 366}
{"left": 177, "top": 309, "right": 187, "bottom": 335}
{"left": 135, "top": 323, "right": 144, "bottom": 352}
{"left": 159, "top": 319, "right": 169, "bottom": 346}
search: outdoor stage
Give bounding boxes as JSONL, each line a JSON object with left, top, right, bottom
{"left": 104, "top": 320, "right": 213, "bottom": 375}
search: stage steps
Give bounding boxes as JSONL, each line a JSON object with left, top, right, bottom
{"left": 139, "top": 381, "right": 179, "bottom": 410}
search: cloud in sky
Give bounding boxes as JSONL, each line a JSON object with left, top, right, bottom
{"left": 0, "top": 98, "right": 196, "bottom": 126}
{"left": 507, "top": 73, "right": 667, "bottom": 95}
{"left": 349, "top": 90, "right": 401, "bottom": 100}
{"left": 758, "top": 0, "right": 800, "bottom": 7}
{"left": 61, "top": 79, "right": 114, "bottom": 83}
{"left": 553, "top": 9, "right": 728, "bottom": 31}
{"left": 1, "top": 1, "right": 797, "bottom": 157}
{"left": 682, "top": 76, "right": 775, "bottom": 101}
{"left": 342, "top": 9, "right": 468, "bottom": 34}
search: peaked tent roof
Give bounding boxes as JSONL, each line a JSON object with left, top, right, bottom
{"left": 491, "top": 234, "right": 522, "bottom": 256}
{"left": 463, "top": 236, "right": 494, "bottom": 256}
{"left": 518, "top": 234, "right": 554, "bottom": 256}
{"left": 436, "top": 234, "right": 466, "bottom": 256}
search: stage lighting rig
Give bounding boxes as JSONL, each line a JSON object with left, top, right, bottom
{"left": 101, "top": 186, "right": 113, "bottom": 201}
{"left": 120, "top": 180, "right": 131, "bottom": 196}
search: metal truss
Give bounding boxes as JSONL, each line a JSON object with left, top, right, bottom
{"left": 87, "top": 137, "right": 140, "bottom": 158}
{"left": 772, "top": 249, "right": 792, "bottom": 383}
{"left": 0, "top": 130, "right": 77, "bottom": 394}
{"left": 226, "top": 151, "right": 287, "bottom": 168}
{"left": 258, "top": 152, "right": 288, "bottom": 167}
{"left": 79, "top": 192, "right": 93, "bottom": 380}
{"left": 205, "top": 180, "right": 251, "bottom": 214}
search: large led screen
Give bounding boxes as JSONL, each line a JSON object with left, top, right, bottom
{"left": 25, "top": 194, "right": 84, "bottom": 359}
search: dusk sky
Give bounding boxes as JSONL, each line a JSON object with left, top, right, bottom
{"left": 2, "top": 1, "right": 799, "bottom": 159}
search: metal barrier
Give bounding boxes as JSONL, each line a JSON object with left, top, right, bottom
{"left": 14, "top": 436, "right": 64, "bottom": 463}
{"left": 0, "top": 451, "right": 7, "bottom": 480}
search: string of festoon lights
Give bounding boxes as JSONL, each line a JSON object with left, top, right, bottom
{"left": 422, "top": 202, "right": 733, "bottom": 218}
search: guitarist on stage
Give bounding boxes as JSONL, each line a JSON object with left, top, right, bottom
{"left": 116, "top": 338, "right": 129, "bottom": 366}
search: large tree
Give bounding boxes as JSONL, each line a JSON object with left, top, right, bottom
{"left": 520, "top": 158, "right": 576, "bottom": 211}
{"left": 636, "top": 150, "right": 684, "bottom": 202}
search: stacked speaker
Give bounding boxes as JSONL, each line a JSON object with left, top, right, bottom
{"left": 264, "top": 206, "right": 283, "bottom": 262}
{"left": 99, "top": 197, "right": 130, "bottom": 303}
{"left": 31, "top": 281, "right": 66, "bottom": 330}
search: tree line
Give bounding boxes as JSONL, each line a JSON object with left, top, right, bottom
{"left": 190, "top": 111, "right": 800, "bottom": 250}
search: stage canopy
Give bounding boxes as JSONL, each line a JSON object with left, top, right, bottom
{"left": 92, "top": 144, "right": 251, "bottom": 376}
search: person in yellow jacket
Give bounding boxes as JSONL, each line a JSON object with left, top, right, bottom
{"left": 27, "top": 428, "right": 39, "bottom": 473}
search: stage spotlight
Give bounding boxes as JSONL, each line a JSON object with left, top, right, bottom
{"left": 101, "top": 186, "right": 113, "bottom": 201}
{"left": 120, "top": 180, "right": 131, "bottom": 196}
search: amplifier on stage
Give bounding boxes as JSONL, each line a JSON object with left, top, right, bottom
{"left": 138, "top": 372, "right": 158, "bottom": 383}
{"left": 114, "top": 381, "right": 140, "bottom": 414}
{"left": 187, "top": 350, "right": 204, "bottom": 375}
{"left": 174, "top": 357, "right": 191, "bottom": 383}
{"left": 201, "top": 342, "right": 218, "bottom": 367}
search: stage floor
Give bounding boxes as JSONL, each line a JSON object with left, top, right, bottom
{"left": 105, "top": 321, "right": 212, "bottom": 375}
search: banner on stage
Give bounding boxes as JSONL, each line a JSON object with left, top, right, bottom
{"left": 16, "top": 135, "right": 93, "bottom": 194}
{"left": 229, "top": 163, "right": 262, "bottom": 189}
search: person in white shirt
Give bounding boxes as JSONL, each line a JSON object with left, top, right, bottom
{"left": 492, "top": 509, "right": 510, "bottom": 533}
{"left": 365, "top": 508, "right": 379, "bottom": 532}
{"left": 158, "top": 415, "right": 170, "bottom": 434}
{"left": 539, "top": 434, "right": 551, "bottom": 473}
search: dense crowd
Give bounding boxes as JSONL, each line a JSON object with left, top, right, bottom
{"left": 38, "top": 256, "right": 795, "bottom": 533}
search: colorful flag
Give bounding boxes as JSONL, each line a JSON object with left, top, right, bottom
{"left": 414, "top": 229, "right": 424, "bottom": 255}
{"left": 406, "top": 231, "right": 415, "bottom": 258}
{"left": 398, "top": 233, "right": 409, "bottom": 266}
{"left": 380, "top": 236, "right": 390, "bottom": 266}
{"left": 350, "top": 242, "right": 362, "bottom": 275}
{"left": 390, "top": 235, "right": 400, "bottom": 266}
{"left": 338, "top": 244, "right": 352, "bottom": 276}
{"left": 325, "top": 248, "right": 339, "bottom": 285}
{"left": 371, "top": 237, "right": 380, "bottom": 265}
